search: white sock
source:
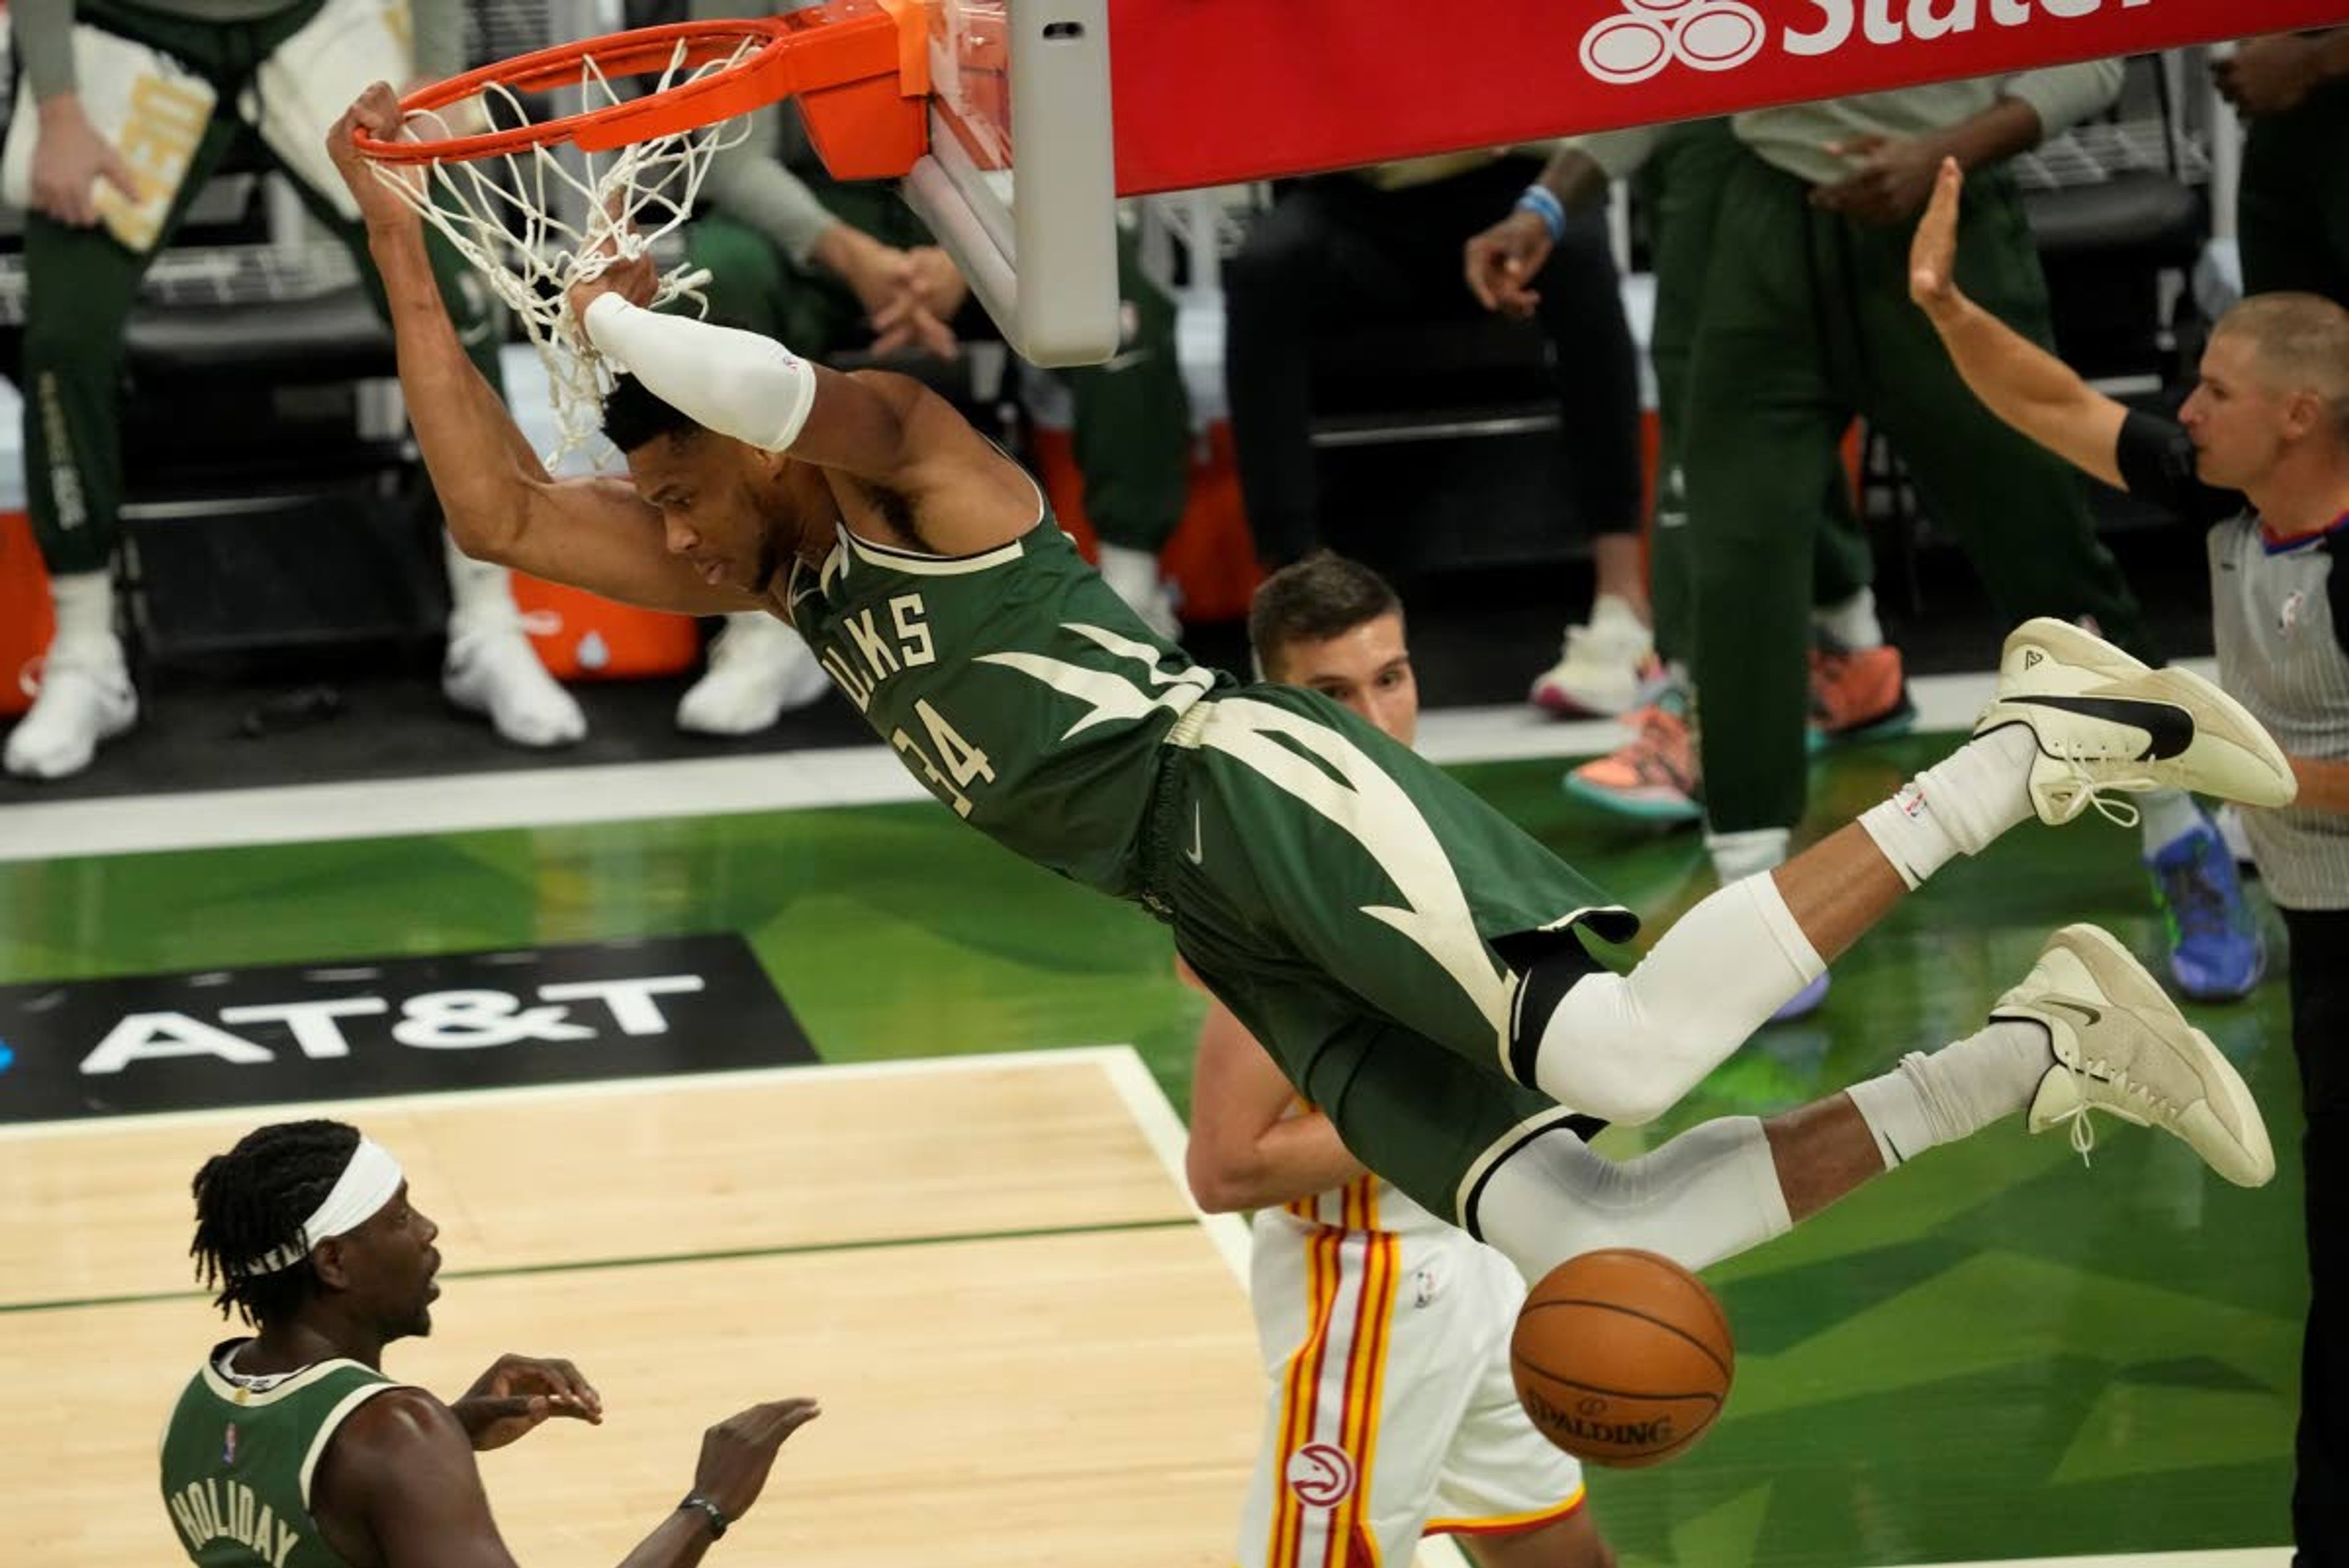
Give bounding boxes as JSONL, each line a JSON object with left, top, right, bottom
{"left": 1587, "top": 593, "right": 1649, "bottom": 639}
{"left": 1857, "top": 725, "right": 2038, "bottom": 889}
{"left": 48, "top": 570, "right": 120, "bottom": 653}
{"left": 2136, "top": 787, "right": 2205, "bottom": 858}
{"left": 1843, "top": 1021, "right": 2052, "bottom": 1165}
{"left": 1706, "top": 825, "right": 1789, "bottom": 883}
{"left": 1813, "top": 587, "right": 1883, "bottom": 650}
{"left": 443, "top": 532, "right": 519, "bottom": 621}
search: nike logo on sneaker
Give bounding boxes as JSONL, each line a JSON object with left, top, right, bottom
{"left": 2046, "top": 998, "right": 2104, "bottom": 1027}
{"left": 2009, "top": 694, "right": 2194, "bottom": 760}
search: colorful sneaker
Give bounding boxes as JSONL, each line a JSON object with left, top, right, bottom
{"left": 1995, "top": 923, "right": 2274, "bottom": 1187}
{"left": 2145, "top": 813, "right": 2266, "bottom": 1001}
{"left": 1807, "top": 639, "right": 1915, "bottom": 752}
{"left": 1564, "top": 698, "right": 1702, "bottom": 823}
{"left": 1976, "top": 618, "right": 2296, "bottom": 825}
{"left": 1531, "top": 595, "right": 1666, "bottom": 717}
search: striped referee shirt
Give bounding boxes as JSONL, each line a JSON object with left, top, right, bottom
{"left": 2117, "top": 412, "right": 2349, "bottom": 912}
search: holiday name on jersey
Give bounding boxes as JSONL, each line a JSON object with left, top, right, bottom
{"left": 165, "top": 1477, "right": 300, "bottom": 1568}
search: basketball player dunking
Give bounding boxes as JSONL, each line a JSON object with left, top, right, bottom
{"left": 332, "top": 81, "right": 2287, "bottom": 1306}
{"left": 165, "top": 1120, "right": 818, "bottom": 1568}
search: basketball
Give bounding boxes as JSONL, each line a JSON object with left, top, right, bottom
{"left": 1510, "top": 1249, "right": 1734, "bottom": 1468}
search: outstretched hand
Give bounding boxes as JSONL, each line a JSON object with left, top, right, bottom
{"left": 1907, "top": 157, "right": 1967, "bottom": 322}
{"left": 692, "top": 1397, "right": 823, "bottom": 1522}
{"left": 452, "top": 1353, "right": 605, "bottom": 1452}
{"left": 325, "top": 83, "right": 427, "bottom": 235}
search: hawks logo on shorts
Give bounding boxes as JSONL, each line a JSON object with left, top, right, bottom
{"left": 1285, "top": 1443, "right": 1357, "bottom": 1507}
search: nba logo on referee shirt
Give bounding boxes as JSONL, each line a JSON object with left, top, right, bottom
{"left": 1286, "top": 1443, "right": 1357, "bottom": 1507}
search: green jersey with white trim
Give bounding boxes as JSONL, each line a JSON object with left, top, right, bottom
{"left": 784, "top": 504, "right": 1234, "bottom": 894}
{"left": 159, "top": 1340, "right": 399, "bottom": 1568}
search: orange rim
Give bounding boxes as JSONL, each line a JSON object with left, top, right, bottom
{"left": 352, "top": 18, "right": 801, "bottom": 164}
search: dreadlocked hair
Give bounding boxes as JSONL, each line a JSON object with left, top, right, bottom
{"left": 190, "top": 1120, "right": 360, "bottom": 1327}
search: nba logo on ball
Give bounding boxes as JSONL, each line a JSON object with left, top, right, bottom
{"left": 1285, "top": 1443, "right": 1357, "bottom": 1507}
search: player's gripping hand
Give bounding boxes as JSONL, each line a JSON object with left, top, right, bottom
{"left": 325, "top": 83, "right": 429, "bottom": 235}
{"left": 690, "top": 1397, "right": 823, "bottom": 1522}
{"left": 1464, "top": 209, "right": 1551, "bottom": 318}
{"left": 30, "top": 94, "right": 140, "bottom": 228}
{"left": 452, "top": 1353, "right": 606, "bottom": 1451}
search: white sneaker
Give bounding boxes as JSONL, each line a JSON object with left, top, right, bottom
{"left": 1976, "top": 618, "right": 2295, "bottom": 825}
{"left": 1096, "top": 543, "right": 1181, "bottom": 643}
{"left": 3, "top": 638, "right": 138, "bottom": 779}
{"left": 1995, "top": 923, "right": 2274, "bottom": 1187}
{"left": 443, "top": 612, "right": 587, "bottom": 748}
{"left": 676, "top": 613, "right": 831, "bottom": 737}
{"left": 1530, "top": 595, "right": 1664, "bottom": 717}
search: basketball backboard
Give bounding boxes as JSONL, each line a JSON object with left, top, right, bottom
{"left": 899, "top": 0, "right": 1120, "bottom": 368}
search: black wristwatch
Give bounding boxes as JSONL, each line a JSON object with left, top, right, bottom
{"left": 679, "top": 1493, "right": 730, "bottom": 1540}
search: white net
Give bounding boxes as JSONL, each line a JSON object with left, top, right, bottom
{"left": 369, "top": 37, "right": 761, "bottom": 463}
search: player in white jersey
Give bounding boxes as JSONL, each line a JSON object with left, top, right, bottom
{"left": 1187, "top": 554, "right": 1612, "bottom": 1568}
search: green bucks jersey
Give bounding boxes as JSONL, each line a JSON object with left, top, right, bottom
{"left": 786, "top": 506, "right": 1234, "bottom": 894}
{"left": 159, "top": 1340, "right": 399, "bottom": 1568}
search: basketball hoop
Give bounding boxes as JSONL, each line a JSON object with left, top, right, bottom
{"left": 351, "top": 10, "right": 925, "bottom": 461}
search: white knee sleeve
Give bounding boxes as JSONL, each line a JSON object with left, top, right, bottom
{"left": 1470, "top": 1118, "right": 1793, "bottom": 1281}
{"left": 1523, "top": 875, "right": 1822, "bottom": 1125}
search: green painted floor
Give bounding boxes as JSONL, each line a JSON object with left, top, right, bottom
{"left": 0, "top": 735, "right": 2306, "bottom": 1566}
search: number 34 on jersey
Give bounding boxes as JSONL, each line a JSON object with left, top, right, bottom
{"left": 812, "top": 591, "right": 995, "bottom": 818}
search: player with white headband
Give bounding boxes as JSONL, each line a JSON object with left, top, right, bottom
{"left": 165, "top": 1120, "right": 820, "bottom": 1568}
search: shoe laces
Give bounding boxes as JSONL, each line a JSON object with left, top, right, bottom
{"left": 2046, "top": 1041, "right": 2178, "bottom": 1165}
{"left": 1621, "top": 709, "right": 1697, "bottom": 790}
{"left": 2039, "top": 754, "right": 2144, "bottom": 830}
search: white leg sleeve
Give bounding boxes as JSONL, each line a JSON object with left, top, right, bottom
{"left": 1523, "top": 874, "right": 1822, "bottom": 1125}
{"left": 1471, "top": 1118, "right": 1794, "bottom": 1281}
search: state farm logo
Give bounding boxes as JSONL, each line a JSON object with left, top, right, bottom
{"left": 1582, "top": 0, "right": 1764, "bottom": 84}
{"left": 1581, "top": 0, "right": 2154, "bottom": 84}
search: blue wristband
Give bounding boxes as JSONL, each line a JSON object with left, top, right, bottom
{"left": 1515, "top": 184, "right": 1567, "bottom": 243}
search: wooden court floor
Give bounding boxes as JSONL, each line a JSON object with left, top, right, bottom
{"left": 0, "top": 1050, "right": 1274, "bottom": 1568}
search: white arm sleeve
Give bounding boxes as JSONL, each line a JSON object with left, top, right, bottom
{"left": 582, "top": 294, "right": 818, "bottom": 451}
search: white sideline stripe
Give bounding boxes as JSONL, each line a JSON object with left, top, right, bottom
{"left": 1097, "top": 1045, "right": 1252, "bottom": 1285}
{"left": 0, "top": 660, "right": 2219, "bottom": 864}
{"left": 0, "top": 1043, "right": 1140, "bottom": 1142}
